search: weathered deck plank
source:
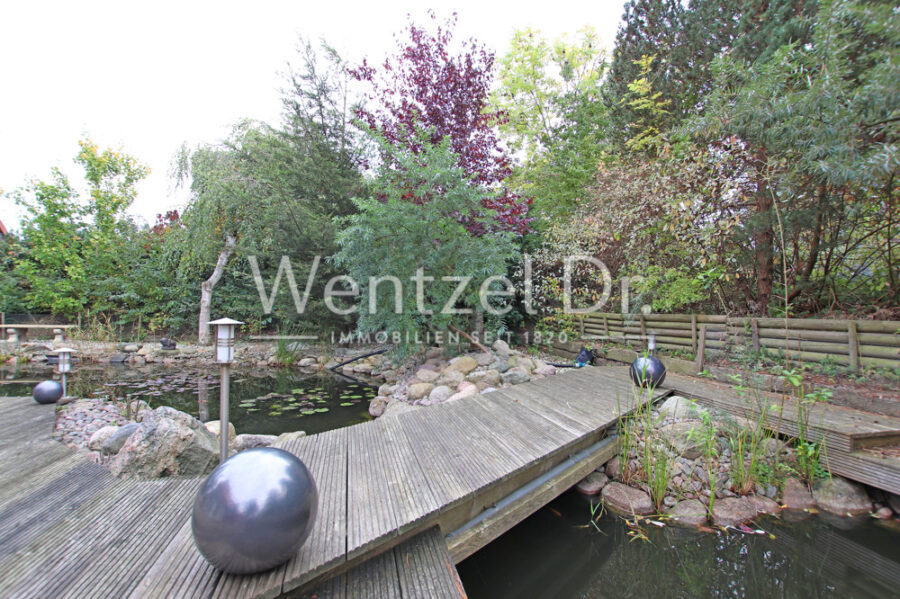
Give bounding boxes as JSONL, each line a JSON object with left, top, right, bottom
{"left": 663, "top": 372, "right": 900, "bottom": 451}
{"left": 280, "top": 426, "right": 350, "bottom": 594}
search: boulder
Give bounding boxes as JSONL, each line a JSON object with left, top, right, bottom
{"left": 446, "top": 356, "right": 478, "bottom": 375}
{"left": 667, "top": 499, "right": 708, "bottom": 528}
{"left": 298, "top": 357, "right": 317, "bottom": 367}
{"left": 874, "top": 506, "right": 894, "bottom": 519}
{"left": 407, "top": 383, "right": 435, "bottom": 401}
{"left": 781, "top": 477, "right": 817, "bottom": 510}
{"left": 491, "top": 359, "right": 511, "bottom": 373}
{"left": 436, "top": 370, "right": 465, "bottom": 388}
{"left": 501, "top": 367, "right": 530, "bottom": 386}
{"left": 513, "top": 357, "right": 535, "bottom": 372}
{"left": 711, "top": 496, "right": 758, "bottom": 527}
{"left": 659, "top": 420, "right": 705, "bottom": 459}
{"left": 535, "top": 364, "right": 557, "bottom": 377}
{"left": 748, "top": 495, "right": 782, "bottom": 515}
{"left": 100, "top": 422, "right": 141, "bottom": 455}
{"left": 377, "top": 383, "right": 396, "bottom": 396}
{"left": 492, "top": 339, "right": 511, "bottom": 355}
{"left": 369, "top": 397, "right": 389, "bottom": 418}
{"left": 88, "top": 426, "right": 120, "bottom": 452}
{"left": 601, "top": 482, "right": 654, "bottom": 516}
{"left": 415, "top": 369, "right": 440, "bottom": 383}
{"left": 204, "top": 420, "right": 236, "bottom": 442}
{"left": 233, "top": 433, "right": 278, "bottom": 452}
{"left": 812, "top": 476, "right": 872, "bottom": 517}
{"left": 474, "top": 352, "right": 494, "bottom": 366}
{"left": 889, "top": 493, "right": 900, "bottom": 514}
{"left": 657, "top": 396, "right": 702, "bottom": 420}
{"left": 467, "top": 369, "right": 501, "bottom": 387}
{"left": 447, "top": 386, "right": 479, "bottom": 402}
{"left": 382, "top": 401, "right": 419, "bottom": 419}
{"left": 428, "top": 385, "right": 453, "bottom": 404}
{"left": 575, "top": 472, "right": 609, "bottom": 496}
{"left": 605, "top": 456, "right": 621, "bottom": 479}
{"left": 108, "top": 413, "right": 218, "bottom": 478}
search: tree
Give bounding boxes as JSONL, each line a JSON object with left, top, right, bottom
{"left": 9, "top": 139, "right": 148, "bottom": 318}
{"left": 174, "top": 39, "right": 365, "bottom": 341}
{"left": 173, "top": 126, "right": 263, "bottom": 345}
{"left": 690, "top": 0, "right": 900, "bottom": 313}
{"left": 351, "top": 12, "right": 531, "bottom": 235}
{"left": 491, "top": 27, "right": 608, "bottom": 218}
{"left": 334, "top": 126, "right": 518, "bottom": 356}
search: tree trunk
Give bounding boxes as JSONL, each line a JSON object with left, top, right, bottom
{"left": 198, "top": 235, "right": 236, "bottom": 345}
{"left": 754, "top": 168, "right": 774, "bottom": 316}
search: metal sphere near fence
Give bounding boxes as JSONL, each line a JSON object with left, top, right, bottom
{"left": 630, "top": 356, "right": 667, "bottom": 388}
{"left": 191, "top": 447, "right": 318, "bottom": 574}
{"left": 33, "top": 380, "right": 63, "bottom": 404}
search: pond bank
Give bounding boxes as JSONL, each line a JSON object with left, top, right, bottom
{"left": 572, "top": 394, "right": 900, "bottom": 530}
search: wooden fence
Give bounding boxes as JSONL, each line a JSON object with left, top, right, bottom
{"left": 578, "top": 313, "right": 900, "bottom": 371}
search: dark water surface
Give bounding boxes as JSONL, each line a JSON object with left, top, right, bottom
{"left": 0, "top": 365, "right": 375, "bottom": 435}
{"left": 457, "top": 491, "right": 900, "bottom": 599}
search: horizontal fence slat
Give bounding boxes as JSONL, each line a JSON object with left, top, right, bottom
{"left": 573, "top": 313, "right": 900, "bottom": 371}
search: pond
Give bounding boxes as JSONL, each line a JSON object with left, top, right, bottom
{"left": 0, "top": 364, "right": 376, "bottom": 435}
{"left": 457, "top": 490, "right": 900, "bottom": 598}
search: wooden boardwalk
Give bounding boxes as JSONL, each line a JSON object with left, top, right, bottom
{"left": 0, "top": 365, "right": 660, "bottom": 598}
{"left": 663, "top": 372, "right": 900, "bottom": 495}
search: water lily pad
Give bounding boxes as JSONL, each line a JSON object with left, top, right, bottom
{"left": 301, "top": 409, "right": 316, "bottom": 415}
{"left": 314, "top": 408, "right": 329, "bottom": 413}
{"left": 340, "top": 402, "right": 353, "bottom": 407}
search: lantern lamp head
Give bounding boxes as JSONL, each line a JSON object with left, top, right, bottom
{"left": 209, "top": 318, "right": 243, "bottom": 364}
{"left": 53, "top": 347, "right": 76, "bottom": 373}
{"left": 647, "top": 333, "right": 657, "bottom": 352}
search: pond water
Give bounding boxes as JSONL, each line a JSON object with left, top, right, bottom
{"left": 0, "top": 365, "right": 375, "bottom": 435}
{"left": 457, "top": 491, "right": 900, "bottom": 599}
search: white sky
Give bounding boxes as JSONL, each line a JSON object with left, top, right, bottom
{"left": 0, "top": 0, "right": 624, "bottom": 231}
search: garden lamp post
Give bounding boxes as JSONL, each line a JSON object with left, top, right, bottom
{"left": 209, "top": 318, "right": 242, "bottom": 463}
{"left": 53, "top": 347, "right": 75, "bottom": 399}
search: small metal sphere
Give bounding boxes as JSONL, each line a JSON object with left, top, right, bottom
{"left": 33, "top": 380, "right": 63, "bottom": 404}
{"left": 191, "top": 447, "right": 318, "bottom": 574}
{"left": 630, "top": 356, "right": 667, "bottom": 388}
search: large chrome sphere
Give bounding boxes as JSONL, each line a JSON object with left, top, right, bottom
{"left": 630, "top": 355, "right": 666, "bottom": 388}
{"left": 191, "top": 447, "right": 318, "bottom": 574}
{"left": 33, "top": 380, "right": 63, "bottom": 404}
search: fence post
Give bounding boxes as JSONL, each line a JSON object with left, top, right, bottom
{"left": 751, "top": 318, "right": 760, "bottom": 352}
{"left": 695, "top": 325, "right": 707, "bottom": 371}
{"left": 603, "top": 315, "right": 609, "bottom": 339}
{"left": 691, "top": 314, "right": 698, "bottom": 354}
{"left": 639, "top": 313, "right": 646, "bottom": 339}
{"left": 579, "top": 316, "right": 584, "bottom": 339}
{"left": 848, "top": 321, "right": 860, "bottom": 372}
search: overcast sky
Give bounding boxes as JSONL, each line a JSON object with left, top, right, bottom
{"left": 0, "top": 0, "right": 625, "bottom": 231}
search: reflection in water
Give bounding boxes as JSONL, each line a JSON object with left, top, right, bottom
{"left": 0, "top": 365, "right": 376, "bottom": 435}
{"left": 458, "top": 492, "right": 900, "bottom": 599}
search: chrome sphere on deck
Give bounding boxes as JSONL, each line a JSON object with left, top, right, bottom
{"left": 33, "top": 380, "right": 63, "bottom": 404}
{"left": 191, "top": 447, "right": 318, "bottom": 574}
{"left": 629, "top": 356, "right": 667, "bottom": 388}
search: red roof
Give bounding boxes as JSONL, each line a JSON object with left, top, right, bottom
{"left": 0, "top": 219, "right": 7, "bottom": 236}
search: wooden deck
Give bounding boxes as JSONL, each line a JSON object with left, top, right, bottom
{"left": 0, "top": 365, "right": 660, "bottom": 598}
{"left": 663, "top": 372, "right": 900, "bottom": 494}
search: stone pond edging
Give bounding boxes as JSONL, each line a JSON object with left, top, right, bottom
{"left": 572, "top": 394, "right": 900, "bottom": 531}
